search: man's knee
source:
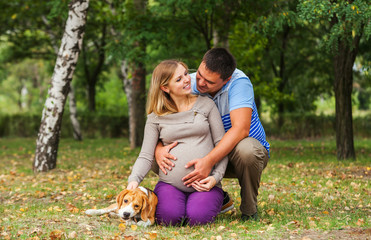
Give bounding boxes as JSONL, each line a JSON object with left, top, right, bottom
{"left": 228, "top": 137, "right": 269, "bottom": 175}
{"left": 230, "top": 138, "right": 258, "bottom": 166}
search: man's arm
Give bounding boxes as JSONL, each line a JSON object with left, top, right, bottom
{"left": 182, "top": 107, "right": 252, "bottom": 186}
{"left": 155, "top": 141, "right": 178, "bottom": 175}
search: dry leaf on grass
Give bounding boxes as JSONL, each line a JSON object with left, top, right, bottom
{"left": 49, "top": 229, "right": 64, "bottom": 240}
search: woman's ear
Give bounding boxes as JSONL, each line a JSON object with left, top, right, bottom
{"left": 160, "top": 86, "right": 169, "bottom": 94}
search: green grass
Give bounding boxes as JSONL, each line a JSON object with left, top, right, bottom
{"left": 0, "top": 137, "right": 370, "bottom": 239}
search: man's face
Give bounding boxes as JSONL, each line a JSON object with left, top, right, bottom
{"left": 196, "top": 62, "right": 229, "bottom": 97}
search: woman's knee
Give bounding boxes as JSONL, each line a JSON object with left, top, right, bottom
{"left": 154, "top": 182, "right": 186, "bottom": 226}
{"left": 186, "top": 187, "right": 223, "bottom": 226}
{"left": 156, "top": 209, "right": 184, "bottom": 226}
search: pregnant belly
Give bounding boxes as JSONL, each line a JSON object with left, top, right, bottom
{"left": 159, "top": 143, "right": 213, "bottom": 192}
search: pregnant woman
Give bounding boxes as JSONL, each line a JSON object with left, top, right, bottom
{"left": 126, "top": 60, "right": 228, "bottom": 226}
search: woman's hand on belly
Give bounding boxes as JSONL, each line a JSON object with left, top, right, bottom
{"left": 191, "top": 176, "right": 216, "bottom": 192}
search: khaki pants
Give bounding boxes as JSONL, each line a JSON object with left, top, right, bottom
{"left": 224, "top": 137, "right": 269, "bottom": 215}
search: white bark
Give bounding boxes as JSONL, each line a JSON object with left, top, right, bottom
{"left": 43, "top": 14, "right": 83, "bottom": 141}
{"left": 121, "top": 60, "right": 132, "bottom": 114}
{"left": 33, "top": 0, "right": 89, "bottom": 172}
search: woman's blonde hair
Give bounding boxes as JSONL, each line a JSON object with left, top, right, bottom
{"left": 146, "top": 60, "right": 189, "bottom": 116}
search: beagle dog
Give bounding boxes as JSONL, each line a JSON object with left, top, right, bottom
{"left": 85, "top": 187, "right": 158, "bottom": 227}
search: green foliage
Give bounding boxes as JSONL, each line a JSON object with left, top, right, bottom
{"left": 237, "top": 0, "right": 333, "bottom": 114}
{"left": 0, "top": 0, "right": 370, "bottom": 128}
{"left": 0, "top": 59, "right": 51, "bottom": 114}
{"left": 95, "top": 69, "right": 128, "bottom": 114}
{"left": 297, "top": 0, "right": 371, "bottom": 52}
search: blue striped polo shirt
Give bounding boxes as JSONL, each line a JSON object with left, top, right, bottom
{"left": 191, "top": 69, "right": 270, "bottom": 156}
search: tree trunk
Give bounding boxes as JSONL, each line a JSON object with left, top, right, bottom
{"left": 123, "top": 0, "right": 147, "bottom": 149}
{"left": 127, "top": 61, "right": 146, "bottom": 149}
{"left": 333, "top": 40, "right": 358, "bottom": 160}
{"left": 42, "top": 14, "right": 83, "bottom": 141}
{"left": 121, "top": 60, "right": 132, "bottom": 113}
{"left": 87, "top": 82, "right": 96, "bottom": 111}
{"left": 83, "top": 23, "right": 106, "bottom": 112}
{"left": 33, "top": 0, "right": 89, "bottom": 172}
{"left": 68, "top": 85, "right": 83, "bottom": 141}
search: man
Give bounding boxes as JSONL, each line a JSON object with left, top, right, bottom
{"left": 155, "top": 48, "right": 270, "bottom": 221}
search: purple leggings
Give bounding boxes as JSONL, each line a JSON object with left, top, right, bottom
{"left": 154, "top": 181, "right": 223, "bottom": 226}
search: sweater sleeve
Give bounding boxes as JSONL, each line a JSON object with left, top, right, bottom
{"left": 207, "top": 103, "right": 228, "bottom": 184}
{"left": 128, "top": 115, "right": 159, "bottom": 184}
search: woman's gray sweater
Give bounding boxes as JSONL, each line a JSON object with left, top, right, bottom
{"left": 128, "top": 95, "right": 228, "bottom": 192}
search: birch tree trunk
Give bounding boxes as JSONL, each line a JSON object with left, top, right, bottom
{"left": 42, "top": 15, "right": 83, "bottom": 141}
{"left": 33, "top": 0, "right": 89, "bottom": 172}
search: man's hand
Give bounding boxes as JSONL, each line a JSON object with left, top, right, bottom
{"left": 182, "top": 157, "right": 213, "bottom": 186}
{"left": 127, "top": 181, "right": 138, "bottom": 190}
{"left": 192, "top": 176, "right": 216, "bottom": 192}
{"left": 155, "top": 141, "right": 178, "bottom": 175}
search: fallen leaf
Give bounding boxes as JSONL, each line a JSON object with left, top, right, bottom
{"left": 49, "top": 229, "right": 64, "bottom": 240}
{"left": 217, "top": 226, "right": 225, "bottom": 231}
{"left": 148, "top": 231, "right": 157, "bottom": 240}
{"left": 119, "top": 223, "right": 126, "bottom": 232}
{"left": 54, "top": 206, "right": 63, "bottom": 212}
{"left": 29, "top": 228, "right": 43, "bottom": 236}
{"left": 267, "top": 209, "right": 275, "bottom": 216}
{"left": 356, "top": 218, "right": 364, "bottom": 226}
{"left": 309, "top": 221, "right": 317, "bottom": 228}
{"left": 326, "top": 180, "right": 333, "bottom": 187}
{"left": 68, "top": 231, "right": 77, "bottom": 239}
{"left": 268, "top": 194, "right": 275, "bottom": 202}
{"left": 131, "top": 225, "right": 137, "bottom": 231}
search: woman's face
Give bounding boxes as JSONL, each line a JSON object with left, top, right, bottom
{"left": 162, "top": 64, "right": 191, "bottom": 97}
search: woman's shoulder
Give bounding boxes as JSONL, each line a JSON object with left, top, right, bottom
{"left": 194, "top": 95, "right": 217, "bottom": 115}
{"left": 146, "top": 112, "right": 158, "bottom": 122}
{"left": 196, "top": 95, "right": 216, "bottom": 107}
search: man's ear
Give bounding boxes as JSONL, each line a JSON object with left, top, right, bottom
{"left": 160, "top": 86, "right": 169, "bottom": 93}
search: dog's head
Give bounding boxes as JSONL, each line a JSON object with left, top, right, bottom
{"left": 116, "top": 188, "right": 151, "bottom": 222}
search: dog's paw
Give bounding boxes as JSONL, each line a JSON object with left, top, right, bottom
{"left": 136, "top": 220, "right": 152, "bottom": 227}
{"left": 124, "top": 220, "right": 136, "bottom": 226}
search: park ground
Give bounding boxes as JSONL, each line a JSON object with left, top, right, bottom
{"left": 0, "top": 137, "right": 370, "bottom": 239}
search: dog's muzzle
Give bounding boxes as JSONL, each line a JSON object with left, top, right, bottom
{"left": 122, "top": 212, "right": 131, "bottom": 220}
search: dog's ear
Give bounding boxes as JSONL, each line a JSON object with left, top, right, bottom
{"left": 116, "top": 189, "right": 129, "bottom": 209}
{"left": 140, "top": 194, "right": 150, "bottom": 221}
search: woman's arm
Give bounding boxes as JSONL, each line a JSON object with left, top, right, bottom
{"left": 127, "top": 117, "right": 159, "bottom": 185}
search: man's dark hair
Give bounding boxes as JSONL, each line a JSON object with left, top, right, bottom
{"left": 202, "top": 48, "right": 237, "bottom": 80}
